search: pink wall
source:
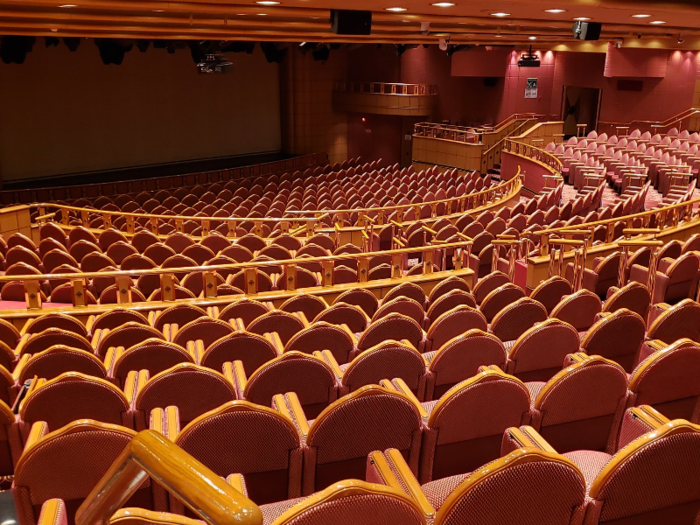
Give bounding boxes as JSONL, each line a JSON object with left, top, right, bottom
{"left": 604, "top": 45, "right": 668, "bottom": 78}
{"left": 347, "top": 114, "right": 402, "bottom": 166}
{"left": 498, "top": 49, "right": 558, "bottom": 123}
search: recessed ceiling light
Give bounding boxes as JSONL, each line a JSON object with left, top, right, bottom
{"left": 491, "top": 12, "right": 510, "bottom": 17}
{"left": 152, "top": 9, "right": 164, "bottom": 12}
{"left": 573, "top": 17, "right": 590, "bottom": 21}
{"left": 385, "top": 7, "right": 407, "bottom": 12}
{"left": 256, "top": 1, "right": 279, "bottom": 4}
{"left": 632, "top": 14, "right": 651, "bottom": 18}
{"left": 256, "top": 12, "right": 267, "bottom": 15}
{"left": 529, "top": 36, "right": 537, "bottom": 40}
{"left": 58, "top": 4, "right": 77, "bottom": 7}
{"left": 545, "top": 9, "right": 566, "bottom": 13}
{"left": 495, "top": 34, "right": 502, "bottom": 38}
{"left": 432, "top": 2, "right": 455, "bottom": 6}
{"left": 649, "top": 20, "right": 666, "bottom": 24}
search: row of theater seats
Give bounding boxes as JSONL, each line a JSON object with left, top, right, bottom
{"left": 51, "top": 164, "right": 494, "bottom": 235}
{"left": 547, "top": 128, "right": 700, "bottom": 196}
{"left": 560, "top": 233, "right": 700, "bottom": 303}
{"left": 15, "top": 399, "right": 700, "bottom": 524}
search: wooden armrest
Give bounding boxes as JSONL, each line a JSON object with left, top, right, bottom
{"left": 229, "top": 318, "right": 245, "bottom": 331}
{"left": 185, "top": 340, "right": 205, "bottom": 363}
{"left": 12, "top": 353, "right": 30, "bottom": 382}
{"left": 508, "top": 426, "right": 557, "bottom": 453}
{"left": 225, "top": 361, "right": 248, "bottom": 397}
{"left": 162, "top": 323, "right": 178, "bottom": 343}
{"left": 37, "top": 500, "right": 67, "bottom": 525}
{"left": 104, "top": 346, "right": 125, "bottom": 376}
{"left": 226, "top": 474, "right": 248, "bottom": 498}
{"left": 380, "top": 378, "right": 428, "bottom": 418}
{"left": 110, "top": 508, "right": 202, "bottom": 525}
{"left": 314, "top": 350, "right": 343, "bottom": 380}
{"left": 150, "top": 406, "right": 181, "bottom": 440}
{"left": 123, "top": 370, "right": 149, "bottom": 406}
{"left": 263, "top": 332, "right": 284, "bottom": 355}
{"left": 294, "top": 312, "right": 310, "bottom": 328}
{"left": 338, "top": 323, "right": 359, "bottom": 346}
{"left": 367, "top": 449, "right": 435, "bottom": 520}
{"left": 25, "top": 420, "right": 49, "bottom": 452}
{"left": 14, "top": 333, "right": 30, "bottom": 357}
{"left": 272, "top": 392, "right": 309, "bottom": 438}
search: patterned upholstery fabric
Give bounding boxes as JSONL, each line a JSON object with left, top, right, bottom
{"left": 22, "top": 329, "right": 93, "bottom": 357}
{"left": 506, "top": 320, "right": 579, "bottom": 382}
{"left": 279, "top": 295, "right": 328, "bottom": 324}
{"left": 172, "top": 318, "right": 234, "bottom": 348}
{"left": 248, "top": 312, "right": 305, "bottom": 346}
{"left": 201, "top": 332, "right": 278, "bottom": 375}
{"left": 550, "top": 291, "right": 603, "bottom": 331}
{"left": 356, "top": 314, "right": 424, "bottom": 354}
{"left": 113, "top": 341, "right": 193, "bottom": 387}
{"left": 428, "top": 276, "right": 471, "bottom": 303}
{"left": 426, "top": 306, "right": 487, "bottom": 353}
{"left": 648, "top": 300, "right": 700, "bottom": 344}
{"left": 426, "top": 331, "right": 507, "bottom": 401}
{"left": 152, "top": 305, "right": 207, "bottom": 331}
{"left": 18, "top": 346, "right": 106, "bottom": 384}
{"left": 333, "top": 289, "right": 379, "bottom": 318}
{"left": 217, "top": 299, "right": 270, "bottom": 327}
{"left": 426, "top": 290, "right": 477, "bottom": 324}
{"left": 383, "top": 282, "right": 427, "bottom": 307}
{"left": 490, "top": 298, "right": 548, "bottom": 345}
{"left": 479, "top": 284, "right": 525, "bottom": 322}
{"left": 23, "top": 314, "right": 86, "bottom": 337}
{"left": 285, "top": 323, "right": 355, "bottom": 365}
{"left": 91, "top": 309, "right": 148, "bottom": 332}
{"left": 96, "top": 323, "right": 164, "bottom": 358}
{"left": 530, "top": 277, "right": 573, "bottom": 314}
{"left": 373, "top": 298, "right": 426, "bottom": 328}
{"left": 603, "top": 282, "right": 651, "bottom": 320}
{"left": 582, "top": 310, "right": 646, "bottom": 372}
{"left": 313, "top": 304, "right": 368, "bottom": 333}
{"left": 562, "top": 450, "right": 611, "bottom": 487}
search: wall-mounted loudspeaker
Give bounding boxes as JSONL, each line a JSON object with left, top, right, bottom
{"left": 331, "top": 10, "right": 372, "bottom": 35}
{"left": 573, "top": 21, "right": 602, "bottom": 41}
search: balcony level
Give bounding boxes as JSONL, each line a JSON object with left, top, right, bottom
{"left": 332, "top": 81, "right": 437, "bottom": 116}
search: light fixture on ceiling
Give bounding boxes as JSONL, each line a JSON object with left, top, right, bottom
{"left": 256, "top": 1, "right": 279, "bottom": 4}
{"left": 678, "top": 35, "right": 684, "bottom": 44}
{"left": 58, "top": 4, "right": 77, "bottom": 7}
{"left": 432, "top": 2, "right": 455, "bottom": 6}
{"left": 152, "top": 9, "right": 165, "bottom": 12}
{"left": 529, "top": 36, "right": 537, "bottom": 40}
{"left": 649, "top": 20, "right": 666, "bottom": 24}
{"left": 632, "top": 14, "right": 651, "bottom": 18}
{"left": 385, "top": 7, "right": 407, "bottom": 12}
{"left": 256, "top": 13, "right": 268, "bottom": 15}
{"left": 574, "top": 17, "right": 590, "bottom": 21}
{"left": 490, "top": 12, "right": 510, "bottom": 17}
{"left": 545, "top": 9, "right": 566, "bottom": 13}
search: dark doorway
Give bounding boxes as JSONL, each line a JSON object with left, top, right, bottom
{"left": 561, "top": 86, "right": 602, "bottom": 138}
{"left": 401, "top": 116, "right": 424, "bottom": 168}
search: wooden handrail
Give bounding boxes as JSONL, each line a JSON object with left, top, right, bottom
{"left": 333, "top": 81, "right": 438, "bottom": 96}
{"left": 75, "top": 430, "right": 262, "bottom": 525}
{"left": 0, "top": 239, "right": 474, "bottom": 284}
{"left": 598, "top": 107, "right": 700, "bottom": 130}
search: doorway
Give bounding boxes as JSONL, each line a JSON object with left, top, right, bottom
{"left": 561, "top": 86, "right": 602, "bottom": 137}
{"left": 400, "top": 116, "right": 424, "bottom": 168}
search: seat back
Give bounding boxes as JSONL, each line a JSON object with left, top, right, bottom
{"left": 664, "top": 252, "right": 700, "bottom": 303}
{"left": 426, "top": 290, "right": 477, "bottom": 323}
{"left": 490, "top": 298, "right": 548, "bottom": 343}
{"left": 356, "top": 313, "right": 424, "bottom": 353}
{"left": 247, "top": 311, "right": 305, "bottom": 346}
{"left": 479, "top": 284, "right": 526, "bottom": 323}
{"left": 133, "top": 363, "right": 236, "bottom": 429}
{"left": 96, "top": 323, "right": 164, "bottom": 358}
{"left": 153, "top": 304, "right": 207, "bottom": 331}
{"left": 529, "top": 277, "right": 572, "bottom": 314}
{"left": 333, "top": 288, "right": 379, "bottom": 317}
{"left": 279, "top": 294, "right": 328, "bottom": 322}
{"left": 305, "top": 385, "right": 423, "bottom": 493}
{"left": 648, "top": 299, "right": 700, "bottom": 344}
{"left": 20, "top": 372, "right": 130, "bottom": 430}
{"left": 582, "top": 309, "right": 646, "bottom": 372}
{"left": 630, "top": 339, "right": 700, "bottom": 422}
{"left": 111, "top": 340, "right": 193, "bottom": 387}
{"left": 217, "top": 298, "right": 270, "bottom": 326}
{"left": 13, "top": 421, "right": 143, "bottom": 525}
{"left": 603, "top": 282, "right": 651, "bottom": 319}
{"left": 245, "top": 352, "right": 337, "bottom": 419}
{"left": 426, "top": 305, "right": 487, "bottom": 352}
{"left": 423, "top": 366, "right": 530, "bottom": 482}
{"left": 589, "top": 419, "right": 700, "bottom": 524}
{"left": 532, "top": 354, "right": 628, "bottom": 454}
{"left": 284, "top": 322, "right": 355, "bottom": 365}
{"left": 506, "top": 319, "right": 579, "bottom": 382}
{"left": 314, "top": 303, "right": 368, "bottom": 333}
{"left": 270, "top": 480, "right": 425, "bottom": 525}
{"left": 372, "top": 297, "right": 425, "bottom": 327}
{"left": 550, "top": 290, "right": 602, "bottom": 331}
{"left": 434, "top": 448, "right": 585, "bottom": 525}
{"left": 176, "top": 401, "right": 302, "bottom": 505}
{"left": 341, "top": 340, "right": 426, "bottom": 398}
{"left": 23, "top": 314, "right": 87, "bottom": 337}
{"left": 172, "top": 318, "right": 234, "bottom": 348}
{"left": 21, "top": 329, "right": 93, "bottom": 357}
{"left": 18, "top": 346, "right": 106, "bottom": 384}
{"left": 202, "top": 331, "right": 278, "bottom": 375}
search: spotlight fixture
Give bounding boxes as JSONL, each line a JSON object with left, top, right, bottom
{"left": 197, "top": 53, "right": 232, "bottom": 74}
{"left": 545, "top": 9, "right": 565, "bottom": 13}
{"left": 385, "top": 7, "right": 407, "bottom": 12}
{"left": 573, "top": 17, "right": 590, "bottom": 21}
{"left": 256, "top": 1, "right": 279, "bottom": 4}
{"left": 529, "top": 36, "right": 537, "bottom": 40}
{"left": 631, "top": 14, "right": 651, "bottom": 18}
{"left": 678, "top": 35, "right": 684, "bottom": 44}
{"left": 491, "top": 12, "right": 510, "bottom": 17}
{"left": 649, "top": 20, "right": 666, "bottom": 24}
{"left": 432, "top": 2, "right": 455, "bottom": 6}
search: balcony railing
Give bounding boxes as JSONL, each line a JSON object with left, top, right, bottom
{"left": 333, "top": 81, "right": 437, "bottom": 96}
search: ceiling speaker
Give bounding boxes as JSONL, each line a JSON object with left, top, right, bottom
{"left": 331, "top": 10, "right": 372, "bottom": 35}
{"left": 573, "top": 21, "right": 602, "bottom": 41}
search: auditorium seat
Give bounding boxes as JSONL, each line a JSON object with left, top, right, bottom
{"left": 276, "top": 384, "right": 423, "bottom": 495}
{"left": 527, "top": 353, "right": 628, "bottom": 454}
{"left": 13, "top": 420, "right": 155, "bottom": 525}
{"left": 580, "top": 309, "right": 646, "bottom": 372}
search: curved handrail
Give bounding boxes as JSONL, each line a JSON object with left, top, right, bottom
{"left": 503, "top": 138, "right": 563, "bottom": 173}
{"left": 75, "top": 430, "right": 262, "bottom": 525}
{"left": 598, "top": 107, "right": 700, "bottom": 130}
{"left": 35, "top": 176, "right": 520, "bottom": 227}
{"left": 0, "top": 239, "right": 474, "bottom": 285}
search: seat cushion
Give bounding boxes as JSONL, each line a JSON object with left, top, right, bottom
{"left": 563, "top": 450, "right": 612, "bottom": 489}
{"left": 421, "top": 473, "right": 469, "bottom": 510}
